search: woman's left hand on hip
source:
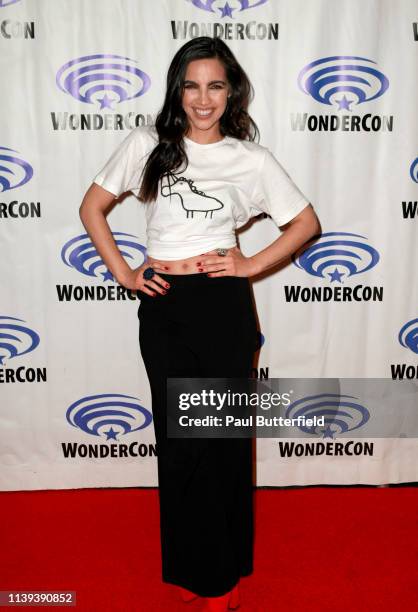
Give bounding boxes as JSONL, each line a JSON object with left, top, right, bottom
{"left": 196, "top": 246, "right": 256, "bottom": 278}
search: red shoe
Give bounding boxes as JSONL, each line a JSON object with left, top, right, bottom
{"left": 178, "top": 586, "right": 198, "bottom": 603}
{"left": 203, "top": 584, "right": 241, "bottom": 612}
{"left": 202, "top": 592, "right": 230, "bottom": 612}
{"left": 228, "top": 583, "right": 240, "bottom": 610}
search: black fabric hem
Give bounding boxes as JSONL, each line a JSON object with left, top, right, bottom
{"left": 162, "top": 568, "right": 253, "bottom": 598}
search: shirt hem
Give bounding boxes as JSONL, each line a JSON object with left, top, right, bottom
{"left": 93, "top": 177, "right": 119, "bottom": 197}
{"left": 146, "top": 239, "right": 237, "bottom": 260}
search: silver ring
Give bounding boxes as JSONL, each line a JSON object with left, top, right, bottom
{"left": 216, "top": 248, "right": 228, "bottom": 257}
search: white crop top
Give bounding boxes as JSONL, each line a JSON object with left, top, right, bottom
{"left": 93, "top": 125, "right": 310, "bottom": 260}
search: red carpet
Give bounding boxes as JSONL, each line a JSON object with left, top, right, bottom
{"left": 0, "top": 487, "right": 416, "bottom": 611}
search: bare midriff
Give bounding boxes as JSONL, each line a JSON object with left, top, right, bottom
{"left": 146, "top": 253, "right": 202, "bottom": 275}
{"left": 146, "top": 247, "right": 235, "bottom": 275}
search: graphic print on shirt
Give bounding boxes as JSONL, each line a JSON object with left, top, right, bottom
{"left": 161, "top": 171, "right": 224, "bottom": 219}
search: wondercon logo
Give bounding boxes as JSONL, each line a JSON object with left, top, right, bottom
{"left": 66, "top": 393, "right": 153, "bottom": 441}
{"left": 398, "top": 318, "right": 418, "bottom": 355}
{"left": 410, "top": 157, "right": 418, "bottom": 183}
{"left": 298, "top": 56, "right": 389, "bottom": 111}
{"left": 292, "top": 232, "right": 380, "bottom": 284}
{"left": 0, "top": 316, "right": 40, "bottom": 365}
{"left": 0, "top": 147, "right": 33, "bottom": 192}
{"left": 61, "top": 232, "right": 146, "bottom": 281}
{"left": 56, "top": 54, "right": 151, "bottom": 110}
{"left": 0, "top": 0, "right": 21, "bottom": 6}
{"left": 286, "top": 393, "right": 370, "bottom": 439}
{"left": 188, "top": 0, "right": 267, "bottom": 18}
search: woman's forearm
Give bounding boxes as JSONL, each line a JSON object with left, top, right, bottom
{"left": 249, "top": 205, "right": 320, "bottom": 276}
{"left": 79, "top": 205, "right": 133, "bottom": 284}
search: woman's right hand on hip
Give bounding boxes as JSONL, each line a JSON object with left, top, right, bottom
{"left": 118, "top": 262, "right": 171, "bottom": 296}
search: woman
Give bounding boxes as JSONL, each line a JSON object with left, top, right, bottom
{"left": 80, "top": 36, "right": 319, "bottom": 612}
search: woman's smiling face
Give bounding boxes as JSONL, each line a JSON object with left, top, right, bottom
{"left": 182, "top": 58, "right": 230, "bottom": 144}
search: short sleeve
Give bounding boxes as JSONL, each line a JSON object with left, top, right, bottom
{"left": 250, "top": 148, "right": 310, "bottom": 227}
{"left": 93, "top": 127, "right": 151, "bottom": 197}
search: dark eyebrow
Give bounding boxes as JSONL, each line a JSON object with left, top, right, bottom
{"left": 183, "top": 80, "right": 227, "bottom": 85}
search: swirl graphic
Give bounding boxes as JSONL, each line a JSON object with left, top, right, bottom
{"left": 0, "top": 316, "right": 40, "bottom": 365}
{"left": 398, "top": 318, "right": 418, "bottom": 355}
{"left": 66, "top": 393, "right": 153, "bottom": 440}
{"left": 0, "top": 146, "right": 33, "bottom": 192}
{"left": 409, "top": 157, "right": 418, "bottom": 183}
{"left": 56, "top": 54, "right": 151, "bottom": 110}
{"left": 298, "top": 56, "right": 389, "bottom": 111}
{"left": 286, "top": 393, "right": 369, "bottom": 439}
{"left": 61, "top": 232, "right": 146, "bottom": 281}
{"left": 189, "top": 0, "right": 267, "bottom": 18}
{"left": 292, "top": 232, "right": 379, "bottom": 283}
{"left": 0, "top": 0, "right": 21, "bottom": 6}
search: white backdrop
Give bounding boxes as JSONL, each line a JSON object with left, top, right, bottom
{"left": 1, "top": 0, "right": 417, "bottom": 490}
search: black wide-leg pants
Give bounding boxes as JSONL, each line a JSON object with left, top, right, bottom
{"left": 138, "top": 273, "right": 258, "bottom": 598}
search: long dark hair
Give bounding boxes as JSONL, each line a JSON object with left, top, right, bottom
{"left": 139, "top": 36, "right": 259, "bottom": 202}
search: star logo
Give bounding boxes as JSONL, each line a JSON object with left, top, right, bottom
{"left": 101, "top": 270, "right": 114, "bottom": 282}
{"left": 322, "top": 425, "right": 336, "bottom": 439}
{"left": 336, "top": 95, "right": 354, "bottom": 111}
{"left": 219, "top": 1, "right": 234, "bottom": 17}
{"left": 328, "top": 268, "right": 345, "bottom": 283}
{"left": 97, "top": 93, "right": 115, "bottom": 110}
{"left": 105, "top": 427, "right": 119, "bottom": 440}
